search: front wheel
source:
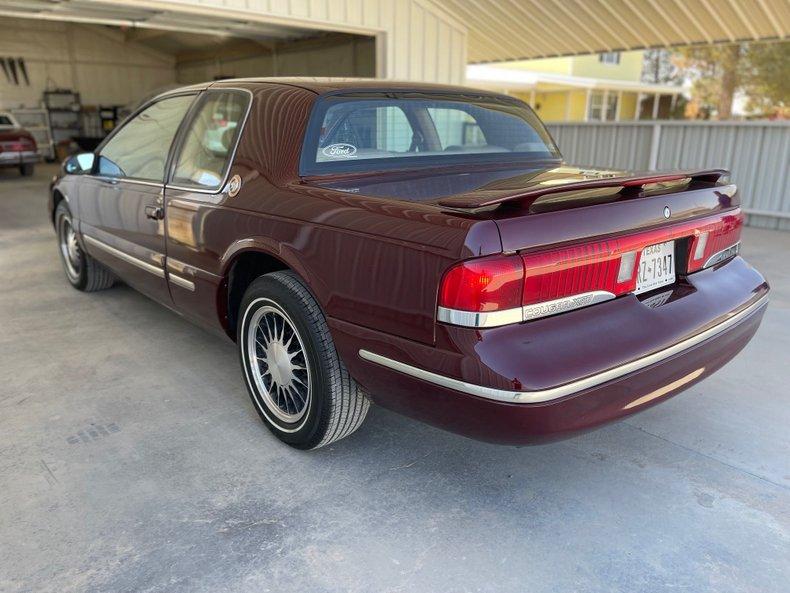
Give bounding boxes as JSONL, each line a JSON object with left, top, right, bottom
{"left": 238, "top": 271, "right": 369, "bottom": 449}
{"left": 55, "top": 201, "right": 115, "bottom": 292}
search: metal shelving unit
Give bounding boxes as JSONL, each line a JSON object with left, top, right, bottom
{"left": 43, "top": 90, "right": 82, "bottom": 150}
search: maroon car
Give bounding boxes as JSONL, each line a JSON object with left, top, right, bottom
{"left": 0, "top": 111, "right": 38, "bottom": 176}
{"left": 49, "top": 79, "right": 769, "bottom": 449}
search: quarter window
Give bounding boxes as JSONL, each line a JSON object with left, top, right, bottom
{"left": 97, "top": 95, "right": 195, "bottom": 182}
{"left": 171, "top": 91, "right": 249, "bottom": 190}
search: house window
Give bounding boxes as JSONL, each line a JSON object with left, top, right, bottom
{"left": 588, "top": 92, "right": 604, "bottom": 120}
{"left": 588, "top": 92, "right": 619, "bottom": 121}
{"left": 599, "top": 52, "right": 621, "bottom": 65}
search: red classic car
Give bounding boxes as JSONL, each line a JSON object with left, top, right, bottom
{"left": 49, "top": 79, "right": 768, "bottom": 449}
{"left": 0, "top": 111, "right": 38, "bottom": 176}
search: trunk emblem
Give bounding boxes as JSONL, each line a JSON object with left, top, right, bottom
{"left": 663, "top": 206, "right": 671, "bottom": 219}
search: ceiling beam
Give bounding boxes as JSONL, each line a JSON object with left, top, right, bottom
{"left": 699, "top": 0, "right": 737, "bottom": 42}
{"left": 123, "top": 26, "right": 170, "bottom": 43}
{"left": 668, "top": 0, "right": 714, "bottom": 44}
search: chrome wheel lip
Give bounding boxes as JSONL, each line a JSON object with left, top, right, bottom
{"left": 58, "top": 213, "right": 81, "bottom": 282}
{"left": 245, "top": 300, "right": 311, "bottom": 425}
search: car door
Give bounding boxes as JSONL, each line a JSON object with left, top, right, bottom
{"left": 77, "top": 93, "right": 197, "bottom": 305}
{"left": 161, "top": 89, "right": 251, "bottom": 328}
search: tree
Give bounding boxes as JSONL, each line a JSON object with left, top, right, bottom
{"left": 673, "top": 41, "right": 789, "bottom": 119}
{"left": 741, "top": 42, "right": 790, "bottom": 117}
{"left": 641, "top": 49, "right": 680, "bottom": 85}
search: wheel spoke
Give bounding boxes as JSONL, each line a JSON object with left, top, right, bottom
{"left": 246, "top": 304, "right": 311, "bottom": 423}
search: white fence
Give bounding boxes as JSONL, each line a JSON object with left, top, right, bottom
{"left": 545, "top": 120, "right": 790, "bottom": 231}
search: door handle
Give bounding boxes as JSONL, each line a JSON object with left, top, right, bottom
{"left": 145, "top": 205, "right": 164, "bottom": 220}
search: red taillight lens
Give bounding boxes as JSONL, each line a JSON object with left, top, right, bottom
{"left": 687, "top": 212, "right": 743, "bottom": 272}
{"left": 521, "top": 240, "right": 637, "bottom": 306}
{"left": 439, "top": 256, "right": 524, "bottom": 312}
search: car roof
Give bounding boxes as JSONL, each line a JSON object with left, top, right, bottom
{"left": 207, "top": 77, "right": 503, "bottom": 97}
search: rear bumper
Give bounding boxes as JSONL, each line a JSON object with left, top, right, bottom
{"left": 331, "top": 257, "right": 769, "bottom": 444}
{"left": 0, "top": 151, "right": 38, "bottom": 166}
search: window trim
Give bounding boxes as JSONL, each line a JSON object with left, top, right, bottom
{"left": 166, "top": 88, "right": 253, "bottom": 195}
{"left": 90, "top": 91, "right": 201, "bottom": 186}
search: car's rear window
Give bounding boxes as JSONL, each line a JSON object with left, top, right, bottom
{"left": 0, "top": 114, "right": 15, "bottom": 127}
{"left": 300, "top": 92, "right": 561, "bottom": 176}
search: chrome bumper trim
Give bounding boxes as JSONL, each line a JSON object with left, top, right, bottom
{"left": 83, "top": 235, "right": 165, "bottom": 278}
{"left": 703, "top": 242, "right": 741, "bottom": 269}
{"left": 438, "top": 290, "right": 617, "bottom": 328}
{"left": 437, "top": 305, "right": 523, "bottom": 328}
{"left": 359, "top": 294, "right": 768, "bottom": 404}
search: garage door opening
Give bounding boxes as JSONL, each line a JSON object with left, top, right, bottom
{"left": 0, "top": 15, "right": 375, "bottom": 158}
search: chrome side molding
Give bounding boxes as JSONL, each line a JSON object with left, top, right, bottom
{"left": 168, "top": 273, "right": 195, "bottom": 291}
{"left": 360, "top": 294, "right": 768, "bottom": 404}
{"left": 83, "top": 235, "right": 164, "bottom": 278}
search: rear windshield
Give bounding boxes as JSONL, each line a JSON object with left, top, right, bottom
{"left": 300, "top": 93, "right": 561, "bottom": 176}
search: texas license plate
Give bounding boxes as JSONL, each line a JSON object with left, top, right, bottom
{"left": 636, "top": 240, "right": 675, "bottom": 294}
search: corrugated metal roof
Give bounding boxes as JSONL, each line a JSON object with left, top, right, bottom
{"left": 430, "top": 0, "right": 790, "bottom": 63}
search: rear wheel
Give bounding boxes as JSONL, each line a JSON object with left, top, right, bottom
{"left": 55, "top": 201, "right": 115, "bottom": 292}
{"left": 238, "top": 271, "right": 369, "bottom": 449}
{"left": 19, "top": 163, "right": 34, "bottom": 176}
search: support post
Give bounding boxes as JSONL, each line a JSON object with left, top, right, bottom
{"left": 583, "top": 89, "right": 591, "bottom": 122}
{"left": 615, "top": 90, "right": 623, "bottom": 121}
{"left": 652, "top": 93, "right": 660, "bottom": 120}
{"left": 635, "top": 92, "right": 642, "bottom": 120}
{"left": 648, "top": 123, "right": 662, "bottom": 170}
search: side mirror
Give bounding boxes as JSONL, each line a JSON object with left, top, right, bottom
{"left": 63, "top": 152, "right": 95, "bottom": 175}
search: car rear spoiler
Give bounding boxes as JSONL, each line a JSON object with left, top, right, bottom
{"left": 436, "top": 169, "right": 730, "bottom": 209}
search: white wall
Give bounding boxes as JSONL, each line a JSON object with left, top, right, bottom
{"left": 0, "top": 17, "right": 176, "bottom": 110}
{"left": 176, "top": 35, "right": 376, "bottom": 84}
{"left": 142, "top": 0, "right": 468, "bottom": 83}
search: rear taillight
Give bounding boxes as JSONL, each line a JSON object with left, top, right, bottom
{"left": 687, "top": 213, "right": 743, "bottom": 272}
{"left": 438, "top": 210, "right": 744, "bottom": 328}
{"left": 439, "top": 256, "right": 524, "bottom": 312}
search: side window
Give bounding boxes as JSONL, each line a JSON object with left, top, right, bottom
{"left": 97, "top": 95, "right": 194, "bottom": 182}
{"left": 171, "top": 91, "right": 249, "bottom": 190}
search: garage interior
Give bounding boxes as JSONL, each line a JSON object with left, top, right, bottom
{"left": 0, "top": 11, "right": 374, "bottom": 158}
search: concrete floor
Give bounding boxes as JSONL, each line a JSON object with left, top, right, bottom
{"left": 1, "top": 164, "right": 788, "bottom": 593}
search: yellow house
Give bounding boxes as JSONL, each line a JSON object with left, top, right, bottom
{"left": 467, "top": 51, "right": 683, "bottom": 122}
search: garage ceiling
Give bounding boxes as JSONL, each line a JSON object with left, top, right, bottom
{"left": 0, "top": 0, "right": 315, "bottom": 43}
{"left": 433, "top": 0, "right": 790, "bottom": 63}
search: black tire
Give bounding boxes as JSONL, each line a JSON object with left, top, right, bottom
{"left": 238, "top": 271, "right": 369, "bottom": 449}
{"left": 19, "top": 163, "right": 34, "bottom": 176}
{"left": 55, "top": 201, "right": 115, "bottom": 292}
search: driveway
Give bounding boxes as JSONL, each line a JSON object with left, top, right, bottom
{"left": 1, "top": 164, "right": 788, "bottom": 593}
